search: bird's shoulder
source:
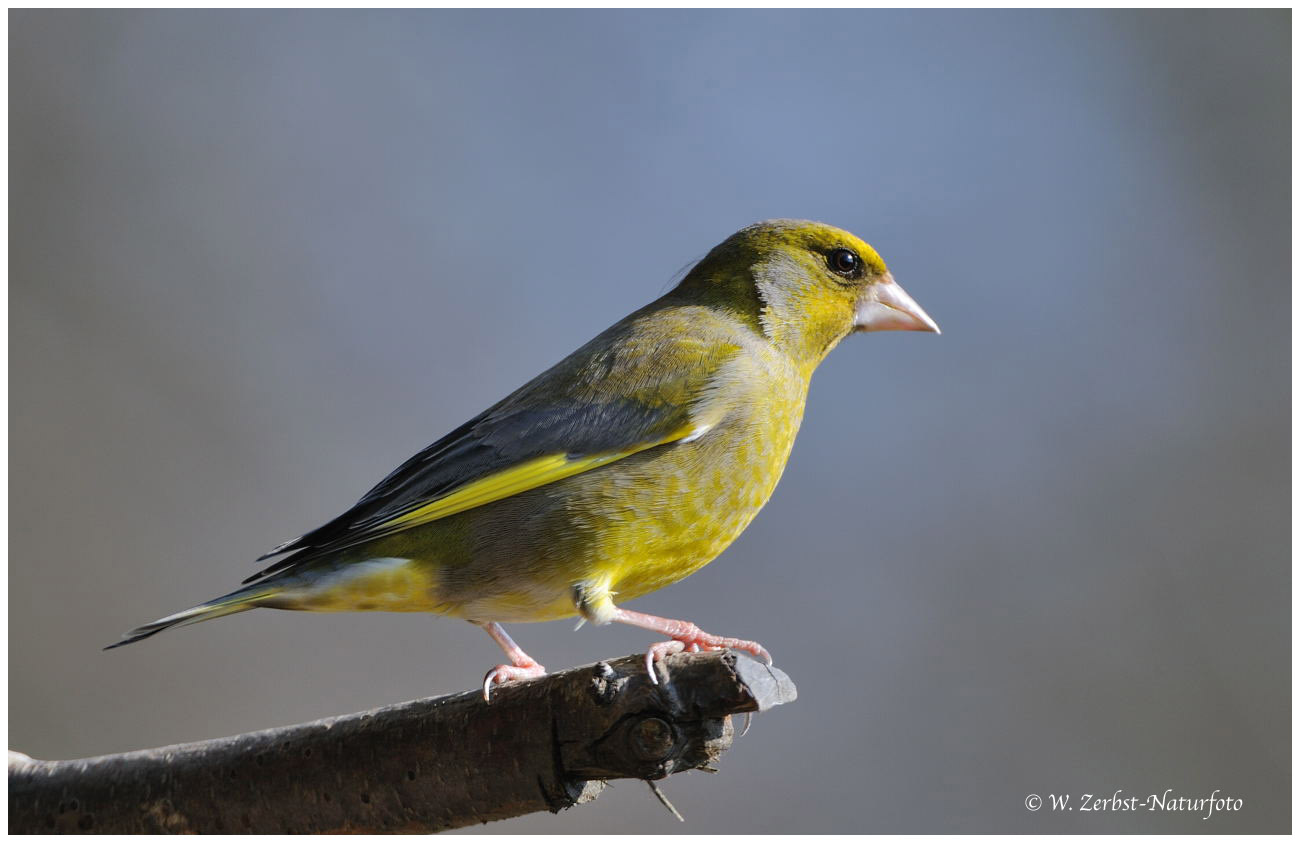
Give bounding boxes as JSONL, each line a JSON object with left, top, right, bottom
{"left": 521, "top": 299, "right": 769, "bottom": 404}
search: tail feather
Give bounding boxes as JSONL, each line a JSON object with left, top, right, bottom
{"left": 104, "top": 585, "right": 277, "bottom": 650}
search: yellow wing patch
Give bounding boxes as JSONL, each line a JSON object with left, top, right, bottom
{"left": 377, "top": 423, "right": 703, "bottom": 534}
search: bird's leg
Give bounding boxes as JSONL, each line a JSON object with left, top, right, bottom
{"left": 474, "top": 620, "right": 546, "bottom": 702}
{"left": 608, "top": 607, "right": 772, "bottom": 684}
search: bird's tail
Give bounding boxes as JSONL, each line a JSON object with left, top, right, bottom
{"left": 104, "top": 583, "right": 280, "bottom": 650}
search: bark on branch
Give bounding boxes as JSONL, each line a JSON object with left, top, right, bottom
{"left": 9, "top": 650, "right": 796, "bottom": 833}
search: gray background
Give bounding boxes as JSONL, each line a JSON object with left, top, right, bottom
{"left": 10, "top": 9, "right": 1289, "bottom": 833}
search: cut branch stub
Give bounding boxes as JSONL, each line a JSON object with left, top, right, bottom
{"left": 557, "top": 650, "right": 792, "bottom": 781}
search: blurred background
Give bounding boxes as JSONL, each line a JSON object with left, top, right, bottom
{"left": 9, "top": 9, "right": 1289, "bottom": 833}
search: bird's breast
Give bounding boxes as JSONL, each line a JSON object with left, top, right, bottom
{"left": 577, "top": 376, "right": 808, "bottom": 599}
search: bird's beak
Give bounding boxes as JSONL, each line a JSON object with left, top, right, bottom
{"left": 854, "top": 273, "right": 941, "bottom": 334}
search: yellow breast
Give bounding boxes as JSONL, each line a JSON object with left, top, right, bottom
{"left": 575, "top": 356, "right": 808, "bottom": 602}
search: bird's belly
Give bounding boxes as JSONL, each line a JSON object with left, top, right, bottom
{"left": 600, "top": 508, "right": 760, "bottom": 601}
{"left": 443, "top": 469, "right": 782, "bottom": 620}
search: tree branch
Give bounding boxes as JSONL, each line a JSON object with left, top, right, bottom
{"left": 9, "top": 650, "right": 796, "bottom": 833}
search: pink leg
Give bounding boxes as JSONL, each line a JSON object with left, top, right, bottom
{"left": 476, "top": 621, "right": 546, "bottom": 702}
{"left": 609, "top": 607, "right": 772, "bottom": 684}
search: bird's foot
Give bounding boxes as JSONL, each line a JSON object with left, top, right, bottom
{"left": 605, "top": 607, "right": 772, "bottom": 684}
{"left": 642, "top": 625, "right": 772, "bottom": 685}
{"left": 482, "top": 659, "right": 547, "bottom": 702}
{"left": 474, "top": 620, "right": 547, "bottom": 702}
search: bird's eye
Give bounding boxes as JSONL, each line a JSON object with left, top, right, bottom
{"left": 827, "top": 248, "right": 860, "bottom": 277}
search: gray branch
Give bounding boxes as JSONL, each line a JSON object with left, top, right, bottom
{"left": 9, "top": 651, "right": 796, "bottom": 833}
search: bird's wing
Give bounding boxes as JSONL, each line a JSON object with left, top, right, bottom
{"left": 245, "top": 308, "right": 746, "bottom": 582}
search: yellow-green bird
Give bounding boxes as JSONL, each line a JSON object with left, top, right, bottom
{"left": 107, "top": 220, "right": 939, "bottom": 698}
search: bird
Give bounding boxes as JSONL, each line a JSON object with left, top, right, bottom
{"left": 106, "top": 219, "right": 939, "bottom": 699}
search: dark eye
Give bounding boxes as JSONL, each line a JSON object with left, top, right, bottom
{"left": 827, "top": 248, "right": 861, "bottom": 277}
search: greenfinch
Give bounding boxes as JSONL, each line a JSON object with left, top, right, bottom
{"left": 107, "top": 220, "right": 939, "bottom": 698}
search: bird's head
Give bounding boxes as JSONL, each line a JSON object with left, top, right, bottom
{"left": 673, "top": 219, "right": 939, "bottom": 370}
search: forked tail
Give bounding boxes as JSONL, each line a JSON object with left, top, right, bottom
{"left": 104, "top": 584, "right": 279, "bottom": 650}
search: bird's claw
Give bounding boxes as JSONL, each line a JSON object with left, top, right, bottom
{"left": 482, "top": 661, "right": 547, "bottom": 702}
{"left": 643, "top": 629, "right": 773, "bottom": 685}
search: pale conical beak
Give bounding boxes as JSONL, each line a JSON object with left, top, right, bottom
{"left": 854, "top": 273, "right": 940, "bottom": 334}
